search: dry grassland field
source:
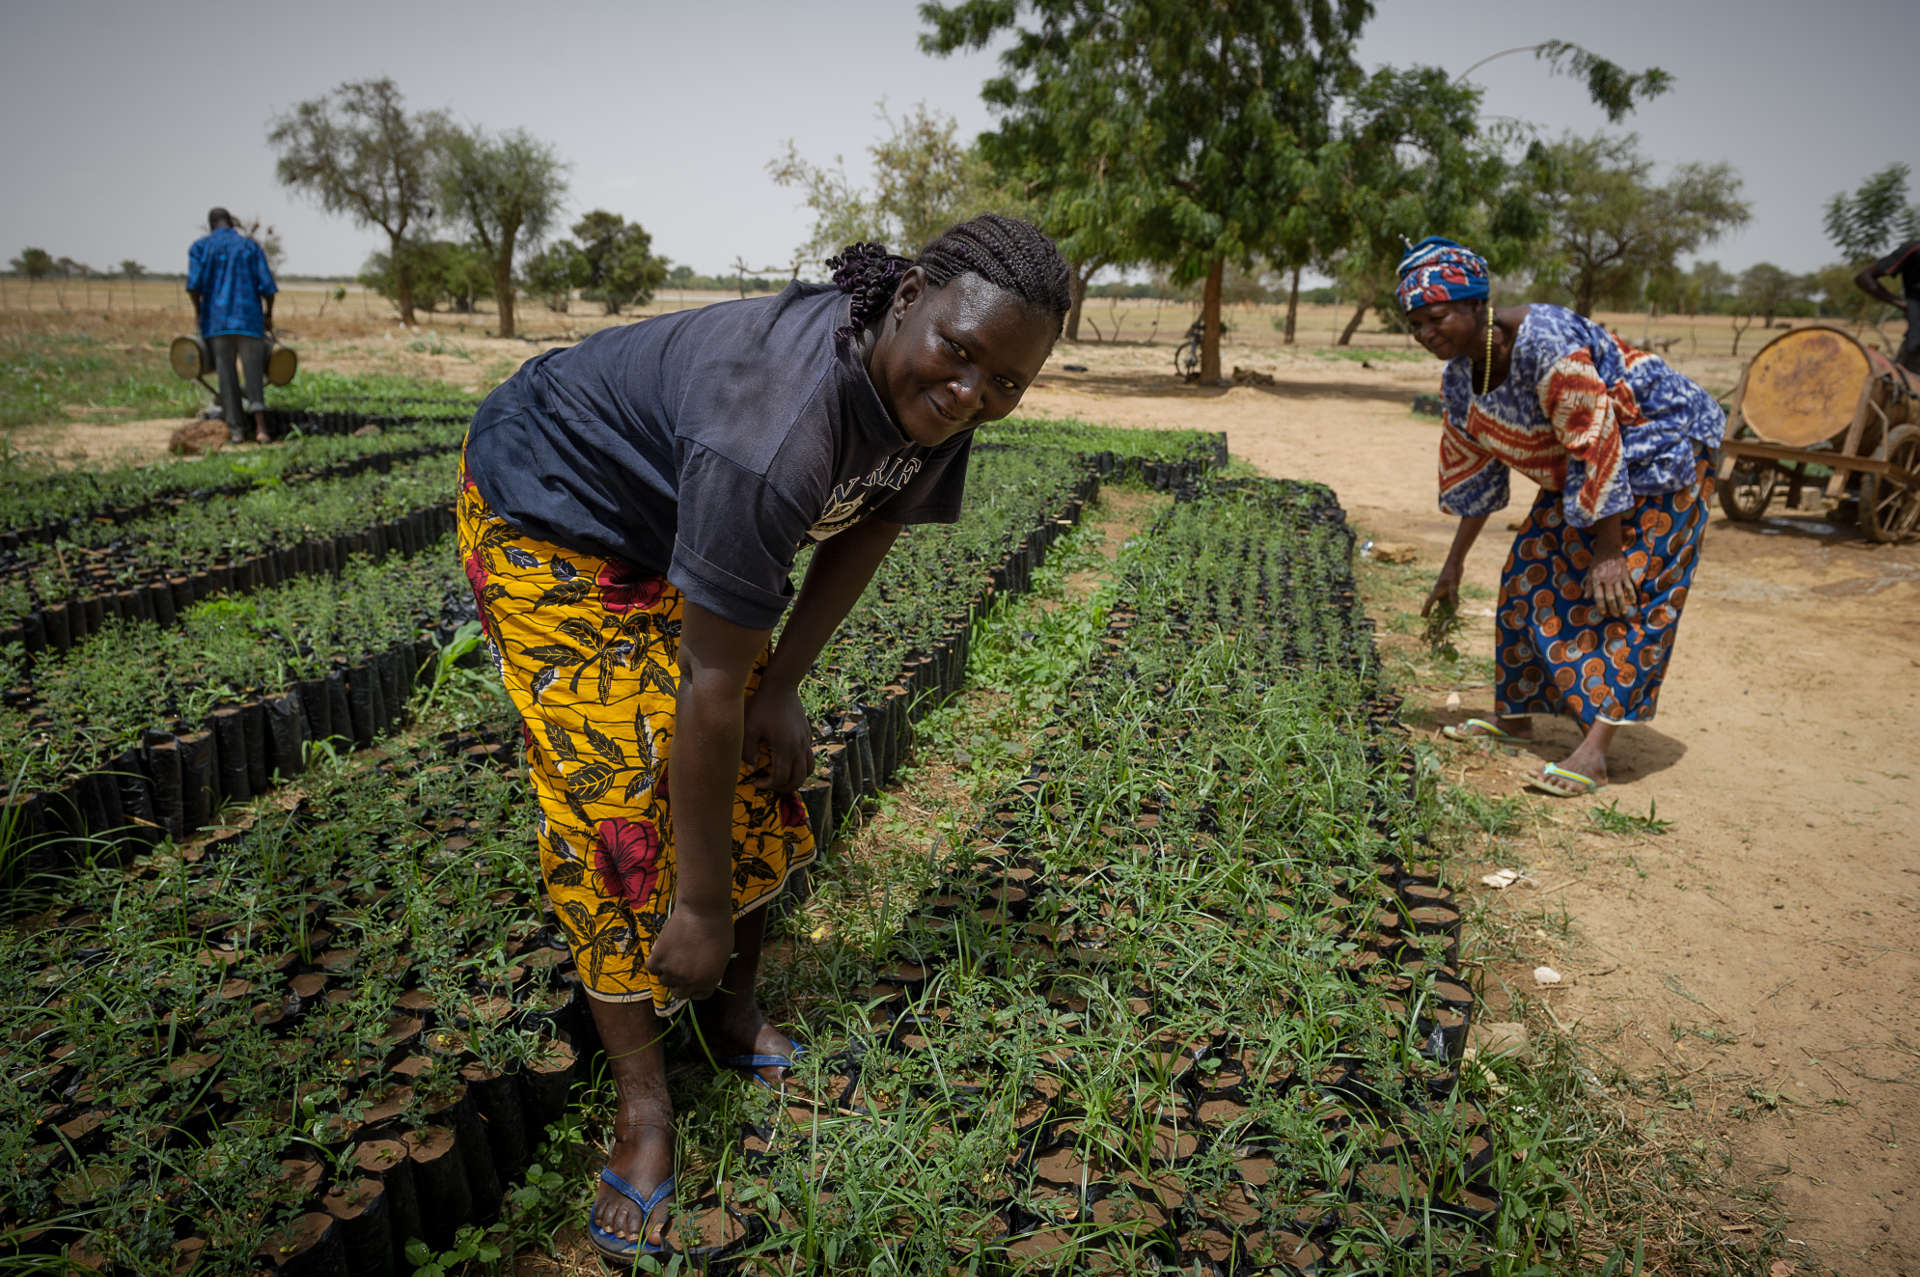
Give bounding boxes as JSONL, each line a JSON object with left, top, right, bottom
{"left": 2, "top": 280, "right": 1914, "bottom": 1275}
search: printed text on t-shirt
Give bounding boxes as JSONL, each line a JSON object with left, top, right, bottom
{"left": 805, "top": 452, "right": 925, "bottom": 543}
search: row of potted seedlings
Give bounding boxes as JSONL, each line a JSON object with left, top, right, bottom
{"left": 0, "top": 453, "right": 462, "bottom": 655}
{"left": 0, "top": 542, "right": 473, "bottom": 888}
{"left": 665, "top": 478, "right": 1504, "bottom": 1274}
{"left": 0, "top": 408, "right": 473, "bottom": 551}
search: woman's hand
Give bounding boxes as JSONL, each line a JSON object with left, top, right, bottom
{"left": 1585, "top": 553, "right": 1636, "bottom": 618}
{"left": 647, "top": 904, "right": 734, "bottom": 1003}
{"left": 742, "top": 683, "right": 812, "bottom": 792}
{"left": 1421, "top": 562, "right": 1462, "bottom": 618}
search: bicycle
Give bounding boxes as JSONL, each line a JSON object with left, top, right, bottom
{"left": 1173, "top": 319, "right": 1204, "bottom": 382}
{"left": 1172, "top": 317, "right": 1229, "bottom": 383}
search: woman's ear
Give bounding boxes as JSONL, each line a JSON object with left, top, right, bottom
{"left": 892, "top": 266, "right": 927, "bottom": 322}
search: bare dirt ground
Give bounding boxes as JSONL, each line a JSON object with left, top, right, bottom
{"left": 9, "top": 289, "right": 1915, "bottom": 1270}
{"left": 1014, "top": 336, "right": 1919, "bottom": 1275}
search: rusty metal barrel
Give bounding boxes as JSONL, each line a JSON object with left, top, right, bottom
{"left": 1738, "top": 325, "right": 1916, "bottom": 449}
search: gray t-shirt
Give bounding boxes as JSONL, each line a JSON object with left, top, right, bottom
{"left": 463, "top": 282, "right": 970, "bottom": 629}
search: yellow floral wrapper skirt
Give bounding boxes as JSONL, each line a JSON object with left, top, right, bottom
{"left": 456, "top": 465, "right": 816, "bottom": 1009}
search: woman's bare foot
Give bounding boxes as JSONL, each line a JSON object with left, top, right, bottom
{"left": 1529, "top": 720, "right": 1616, "bottom": 796}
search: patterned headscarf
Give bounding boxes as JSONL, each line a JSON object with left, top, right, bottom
{"left": 1395, "top": 237, "right": 1490, "bottom": 313}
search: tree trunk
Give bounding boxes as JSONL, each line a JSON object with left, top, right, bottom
{"left": 1284, "top": 265, "right": 1301, "bottom": 345}
{"left": 1065, "top": 264, "right": 1091, "bottom": 343}
{"left": 1200, "top": 257, "right": 1224, "bottom": 384}
{"left": 1337, "top": 301, "right": 1368, "bottom": 346}
{"left": 389, "top": 229, "right": 416, "bottom": 326}
{"left": 494, "top": 239, "right": 517, "bottom": 340}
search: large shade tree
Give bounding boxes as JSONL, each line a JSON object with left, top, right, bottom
{"left": 438, "top": 125, "right": 567, "bottom": 338}
{"left": 922, "top": 0, "right": 1373, "bottom": 382}
{"left": 269, "top": 78, "right": 448, "bottom": 325}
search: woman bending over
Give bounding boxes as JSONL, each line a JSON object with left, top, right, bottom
{"left": 457, "top": 215, "right": 1070, "bottom": 1257}
{"left": 1402, "top": 237, "right": 1723, "bottom": 795}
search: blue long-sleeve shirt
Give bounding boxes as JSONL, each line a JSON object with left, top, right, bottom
{"left": 186, "top": 227, "right": 276, "bottom": 337}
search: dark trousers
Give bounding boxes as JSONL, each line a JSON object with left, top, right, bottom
{"left": 1900, "top": 298, "right": 1920, "bottom": 376}
{"left": 210, "top": 334, "right": 267, "bottom": 437}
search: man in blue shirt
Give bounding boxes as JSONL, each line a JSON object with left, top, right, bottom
{"left": 186, "top": 207, "right": 278, "bottom": 443}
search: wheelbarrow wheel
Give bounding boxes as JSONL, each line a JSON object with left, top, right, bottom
{"left": 1719, "top": 460, "right": 1777, "bottom": 522}
{"left": 1860, "top": 424, "right": 1920, "bottom": 543}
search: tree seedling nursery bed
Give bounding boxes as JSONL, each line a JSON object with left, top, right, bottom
{"left": 0, "top": 376, "right": 1541, "bottom": 1274}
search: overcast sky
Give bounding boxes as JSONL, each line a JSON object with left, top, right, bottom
{"left": 1, "top": 0, "right": 1909, "bottom": 281}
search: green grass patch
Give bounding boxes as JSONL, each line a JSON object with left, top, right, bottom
{"left": 1586, "top": 797, "right": 1674, "bottom": 837}
{"left": 0, "top": 333, "right": 201, "bottom": 427}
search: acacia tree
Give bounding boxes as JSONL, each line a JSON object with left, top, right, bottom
{"left": 1537, "top": 132, "right": 1748, "bottom": 316}
{"left": 523, "top": 241, "right": 588, "bottom": 313}
{"left": 269, "top": 78, "right": 448, "bottom": 325}
{"left": 922, "top": 0, "right": 1372, "bottom": 382}
{"left": 359, "top": 240, "right": 492, "bottom": 314}
{"left": 1737, "top": 262, "right": 1803, "bottom": 332}
{"left": 438, "top": 125, "right": 568, "bottom": 338}
{"left": 1683, "top": 260, "right": 1734, "bottom": 315}
{"left": 570, "top": 212, "right": 667, "bottom": 315}
{"left": 10, "top": 247, "right": 52, "bottom": 304}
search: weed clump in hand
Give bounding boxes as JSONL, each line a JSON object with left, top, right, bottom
{"left": 1422, "top": 596, "right": 1464, "bottom": 659}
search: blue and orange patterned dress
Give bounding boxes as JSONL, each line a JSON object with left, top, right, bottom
{"left": 1438, "top": 304, "right": 1724, "bottom": 726}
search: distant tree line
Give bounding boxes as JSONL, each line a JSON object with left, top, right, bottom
{"left": 19, "top": 51, "right": 1917, "bottom": 358}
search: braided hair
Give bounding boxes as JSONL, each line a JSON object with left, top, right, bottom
{"left": 827, "top": 213, "right": 1072, "bottom": 344}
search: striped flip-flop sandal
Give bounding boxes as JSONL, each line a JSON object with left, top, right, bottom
{"left": 1443, "top": 717, "right": 1516, "bottom": 742}
{"left": 1526, "top": 763, "right": 1602, "bottom": 797}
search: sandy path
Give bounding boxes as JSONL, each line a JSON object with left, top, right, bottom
{"left": 1019, "top": 342, "right": 1919, "bottom": 1274}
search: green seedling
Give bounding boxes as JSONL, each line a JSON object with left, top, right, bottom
{"left": 1588, "top": 797, "right": 1674, "bottom": 836}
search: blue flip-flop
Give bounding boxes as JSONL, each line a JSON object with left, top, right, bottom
{"left": 720, "top": 1042, "right": 805, "bottom": 1091}
{"left": 586, "top": 1167, "right": 674, "bottom": 1261}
